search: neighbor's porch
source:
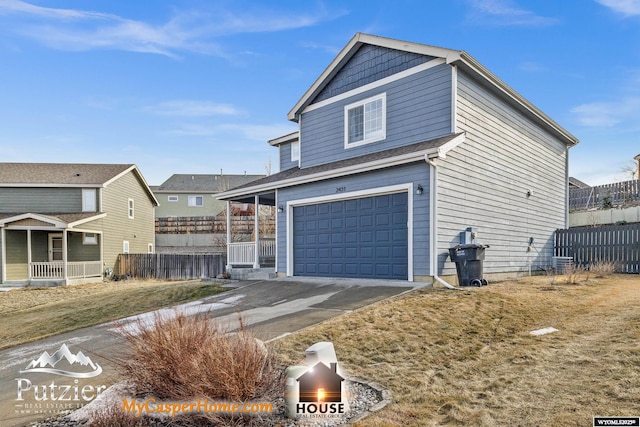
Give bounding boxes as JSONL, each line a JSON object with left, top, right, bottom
{"left": 1, "top": 227, "right": 103, "bottom": 286}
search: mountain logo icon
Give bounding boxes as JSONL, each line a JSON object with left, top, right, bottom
{"left": 20, "top": 343, "right": 102, "bottom": 378}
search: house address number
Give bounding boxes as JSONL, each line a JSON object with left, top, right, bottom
{"left": 336, "top": 186, "right": 346, "bottom": 193}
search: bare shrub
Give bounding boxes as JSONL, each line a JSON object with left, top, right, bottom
{"left": 588, "top": 260, "right": 619, "bottom": 277}
{"left": 563, "top": 263, "right": 585, "bottom": 285}
{"left": 116, "top": 311, "right": 282, "bottom": 403}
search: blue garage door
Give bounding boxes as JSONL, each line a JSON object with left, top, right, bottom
{"left": 293, "top": 192, "right": 408, "bottom": 279}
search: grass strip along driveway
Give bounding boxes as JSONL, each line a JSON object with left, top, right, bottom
{"left": 273, "top": 274, "right": 640, "bottom": 426}
{"left": 0, "top": 280, "right": 225, "bottom": 350}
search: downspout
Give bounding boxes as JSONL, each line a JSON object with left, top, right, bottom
{"left": 427, "top": 156, "right": 459, "bottom": 290}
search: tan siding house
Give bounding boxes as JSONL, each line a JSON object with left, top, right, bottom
{"left": 0, "top": 163, "right": 158, "bottom": 286}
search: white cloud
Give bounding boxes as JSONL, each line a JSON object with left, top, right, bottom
{"left": 144, "top": 100, "right": 243, "bottom": 117}
{"left": 0, "top": 0, "right": 343, "bottom": 57}
{"left": 571, "top": 97, "right": 640, "bottom": 127}
{"left": 595, "top": 0, "right": 640, "bottom": 16}
{"left": 518, "top": 61, "right": 548, "bottom": 72}
{"left": 467, "top": 0, "right": 558, "bottom": 26}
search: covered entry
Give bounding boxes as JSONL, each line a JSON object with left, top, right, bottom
{"left": 292, "top": 192, "right": 409, "bottom": 279}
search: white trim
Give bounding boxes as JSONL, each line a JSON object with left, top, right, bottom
{"left": 274, "top": 190, "right": 279, "bottom": 273}
{"left": 451, "top": 65, "right": 458, "bottom": 134}
{"left": 48, "top": 233, "right": 63, "bottom": 262}
{"left": 82, "top": 189, "right": 97, "bottom": 212}
{"left": 290, "top": 140, "right": 300, "bottom": 163}
{"left": 1, "top": 228, "right": 6, "bottom": 283}
{"left": 83, "top": 232, "right": 98, "bottom": 245}
{"left": 429, "top": 161, "right": 437, "bottom": 276}
{"left": 217, "top": 134, "right": 466, "bottom": 200}
{"left": 269, "top": 131, "right": 299, "bottom": 147}
{"left": 68, "top": 213, "right": 107, "bottom": 228}
{"left": 304, "top": 59, "right": 445, "bottom": 115}
{"left": 344, "top": 93, "right": 387, "bottom": 149}
{"left": 187, "top": 195, "right": 204, "bottom": 207}
{"left": 128, "top": 198, "right": 135, "bottom": 219}
{"left": 0, "top": 213, "right": 67, "bottom": 228}
{"left": 286, "top": 183, "right": 413, "bottom": 281}
{"left": 123, "top": 240, "right": 130, "bottom": 254}
{"left": 167, "top": 195, "right": 179, "bottom": 202}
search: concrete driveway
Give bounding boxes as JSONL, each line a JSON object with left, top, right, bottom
{"left": 0, "top": 278, "right": 420, "bottom": 427}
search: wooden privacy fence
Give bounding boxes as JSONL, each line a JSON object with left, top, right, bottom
{"left": 555, "top": 223, "right": 640, "bottom": 273}
{"left": 569, "top": 179, "right": 640, "bottom": 211}
{"left": 117, "top": 253, "right": 226, "bottom": 280}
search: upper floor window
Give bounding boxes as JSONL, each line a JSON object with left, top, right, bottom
{"left": 123, "top": 240, "right": 130, "bottom": 254}
{"left": 344, "top": 93, "right": 386, "bottom": 148}
{"left": 82, "top": 189, "right": 96, "bottom": 212}
{"left": 291, "top": 141, "right": 300, "bottom": 163}
{"left": 188, "top": 195, "right": 204, "bottom": 207}
{"left": 168, "top": 195, "right": 179, "bottom": 202}
{"left": 128, "top": 198, "right": 134, "bottom": 219}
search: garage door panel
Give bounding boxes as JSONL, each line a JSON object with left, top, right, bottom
{"left": 293, "top": 192, "right": 408, "bottom": 280}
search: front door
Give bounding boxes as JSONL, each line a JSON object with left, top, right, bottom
{"left": 48, "top": 233, "right": 63, "bottom": 262}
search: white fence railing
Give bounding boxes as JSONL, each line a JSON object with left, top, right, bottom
{"left": 30, "top": 261, "right": 102, "bottom": 280}
{"left": 228, "top": 238, "right": 276, "bottom": 266}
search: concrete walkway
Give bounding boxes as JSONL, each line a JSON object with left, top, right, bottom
{"left": 0, "top": 278, "right": 421, "bottom": 427}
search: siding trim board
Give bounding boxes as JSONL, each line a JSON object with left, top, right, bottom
{"left": 286, "top": 183, "right": 414, "bottom": 281}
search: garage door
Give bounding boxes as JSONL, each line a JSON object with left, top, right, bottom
{"left": 293, "top": 192, "right": 408, "bottom": 279}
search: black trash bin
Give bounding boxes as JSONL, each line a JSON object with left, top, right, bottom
{"left": 448, "top": 244, "right": 489, "bottom": 287}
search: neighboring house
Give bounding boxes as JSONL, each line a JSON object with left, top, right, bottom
{"left": 569, "top": 177, "right": 590, "bottom": 189}
{"left": 569, "top": 178, "right": 640, "bottom": 227}
{"left": 217, "top": 33, "right": 578, "bottom": 282}
{"left": 153, "top": 174, "right": 264, "bottom": 218}
{"left": 153, "top": 173, "right": 265, "bottom": 254}
{"left": 0, "top": 163, "right": 158, "bottom": 286}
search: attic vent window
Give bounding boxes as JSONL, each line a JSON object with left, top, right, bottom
{"left": 344, "top": 93, "right": 386, "bottom": 148}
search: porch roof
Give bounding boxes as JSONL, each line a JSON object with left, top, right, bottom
{"left": 216, "top": 132, "right": 464, "bottom": 201}
{"left": 0, "top": 212, "right": 106, "bottom": 228}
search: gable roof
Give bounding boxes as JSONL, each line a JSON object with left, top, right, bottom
{"left": 217, "top": 133, "right": 464, "bottom": 200}
{"left": 155, "top": 174, "right": 265, "bottom": 192}
{"left": 569, "top": 177, "right": 590, "bottom": 189}
{"left": 288, "top": 33, "right": 578, "bottom": 147}
{"left": 0, "top": 212, "right": 106, "bottom": 228}
{"left": 0, "top": 163, "right": 158, "bottom": 206}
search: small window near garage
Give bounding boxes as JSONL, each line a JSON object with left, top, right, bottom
{"left": 83, "top": 233, "right": 97, "bottom": 245}
{"left": 168, "top": 195, "right": 179, "bottom": 202}
{"left": 128, "top": 198, "right": 134, "bottom": 219}
{"left": 188, "top": 195, "right": 204, "bottom": 207}
{"left": 148, "top": 243, "right": 154, "bottom": 254}
{"left": 82, "top": 189, "right": 97, "bottom": 212}
{"left": 344, "top": 93, "right": 386, "bottom": 148}
{"left": 123, "top": 240, "right": 130, "bottom": 254}
{"left": 291, "top": 140, "right": 300, "bottom": 163}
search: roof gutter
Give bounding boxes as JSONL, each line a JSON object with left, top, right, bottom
{"left": 426, "top": 154, "right": 459, "bottom": 290}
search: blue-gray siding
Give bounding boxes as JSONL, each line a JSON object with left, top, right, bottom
{"left": 300, "top": 63, "right": 452, "bottom": 168}
{"left": 276, "top": 162, "right": 431, "bottom": 277}
{"left": 279, "top": 143, "right": 298, "bottom": 171}
{"left": 313, "top": 45, "right": 435, "bottom": 103}
{"left": 436, "top": 69, "right": 568, "bottom": 277}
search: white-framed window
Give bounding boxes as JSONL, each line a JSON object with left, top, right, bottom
{"left": 291, "top": 140, "right": 300, "bottom": 163}
{"left": 123, "top": 240, "right": 130, "bottom": 254}
{"left": 168, "top": 195, "right": 179, "bottom": 202}
{"left": 188, "top": 195, "right": 204, "bottom": 207}
{"left": 148, "top": 243, "right": 154, "bottom": 253}
{"left": 83, "top": 233, "right": 97, "bottom": 245}
{"left": 128, "top": 198, "right": 135, "bottom": 219}
{"left": 344, "top": 93, "right": 386, "bottom": 148}
{"left": 82, "top": 189, "right": 97, "bottom": 212}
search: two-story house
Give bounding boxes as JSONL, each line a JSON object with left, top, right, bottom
{"left": 0, "top": 163, "right": 158, "bottom": 286}
{"left": 217, "top": 33, "right": 578, "bottom": 283}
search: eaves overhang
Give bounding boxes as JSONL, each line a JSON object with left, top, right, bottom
{"left": 217, "top": 133, "right": 465, "bottom": 201}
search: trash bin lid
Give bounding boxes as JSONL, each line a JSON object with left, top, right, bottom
{"left": 451, "top": 243, "right": 489, "bottom": 250}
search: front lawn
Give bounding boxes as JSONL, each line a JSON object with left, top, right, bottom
{"left": 0, "top": 280, "right": 225, "bottom": 350}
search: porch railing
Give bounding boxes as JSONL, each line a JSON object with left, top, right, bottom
{"left": 228, "top": 238, "right": 276, "bottom": 266}
{"left": 30, "top": 261, "right": 102, "bottom": 280}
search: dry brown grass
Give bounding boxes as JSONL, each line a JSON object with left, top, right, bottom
{"left": 273, "top": 274, "right": 640, "bottom": 426}
{"left": 0, "top": 280, "right": 225, "bottom": 349}
{"left": 117, "top": 310, "right": 283, "bottom": 403}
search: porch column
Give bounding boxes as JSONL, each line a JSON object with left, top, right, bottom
{"left": 226, "top": 200, "right": 231, "bottom": 270}
{"left": 254, "top": 195, "right": 260, "bottom": 268}
{"left": 100, "top": 232, "right": 104, "bottom": 277}
{"left": 62, "top": 229, "right": 68, "bottom": 285}
{"left": 27, "top": 230, "right": 32, "bottom": 280}
{"left": 1, "top": 228, "right": 6, "bottom": 283}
